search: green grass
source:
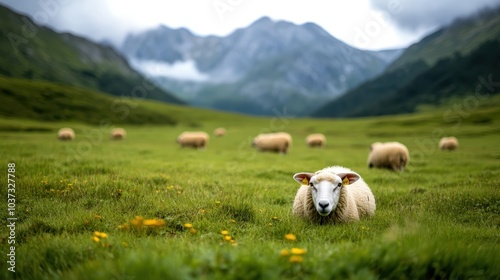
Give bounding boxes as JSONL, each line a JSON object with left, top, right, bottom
{"left": 0, "top": 96, "right": 499, "bottom": 279}
{"left": 0, "top": 76, "right": 249, "bottom": 127}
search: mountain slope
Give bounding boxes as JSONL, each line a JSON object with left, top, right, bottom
{"left": 121, "top": 17, "right": 398, "bottom": 116}
{"left": 362, "top": 40, "right": 500, "bottom": 116}
{"left": 312, "top": 9, "right": 500, "bottom": 118}
{"left": 387, "top": 7, "right": 500, "bottom": 71}
{"left": 0, "top": 4, "right": 184, "bottom": 105}
{"left": 312, "top": 39, "right": 499, "bottom": 118}
{"left": 0, "top": 76, "right": 177, "bottom": 125}
{"left": 0, "top": 75, "right": 252, "bottom": 127}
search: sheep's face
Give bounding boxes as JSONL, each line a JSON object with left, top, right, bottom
{"left": 293, "top": 171, "right": 360, "bottom": 217}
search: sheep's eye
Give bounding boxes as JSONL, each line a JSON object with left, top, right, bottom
{"left": 337, "top": 183, "right": 342, "bottom": 188}
{"left": 309, "top": 182, "right": 314, "bottom": 187}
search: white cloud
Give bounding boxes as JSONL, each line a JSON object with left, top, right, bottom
{"left": 130, "top": 59, "right": 210, "bottom": 82}
{"left": 1, "top": 0, "right": 498, "bottom": 50}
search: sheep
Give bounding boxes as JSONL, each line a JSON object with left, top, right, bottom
{"left": 439, "top": 137, "right": 459, "bottom": 151}
{"left": 368, "top": 142, "right": 409, "bottom": 171}
{"left": 292, "top": 166, "right": 375, "bottom": 224}
{"left": 252, "top": 132, "right": 292, "bottom": 154}
{"left": 110, "top": 128, "right": 126, "bottom": 140}
{"left": 306, "top": 133, "right": 326, "bottom": 148}
{"left": 57, "top": 128, "right": 75, "bottom": 141}
{"left": 177, "top": 131, "right": 209, "bottom": 149}
{"left": 214, "top": 127, "right": 226, "bottom": 137}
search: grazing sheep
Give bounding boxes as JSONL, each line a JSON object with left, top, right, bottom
{"left": 214, "top": 127, "right": 226, "bottom": 137}
{"left": 306, "top": 133, "right": 326, "bottom": 147}
{"left": 439, "top": 137, "right": 459, "bottom": 151}
{"left": 57, "top": 128, "right": 75, "bottom": 141}
{"left": 368, "top": 142, "right": 409, "bottom": 171}
{"left": 292, "top": 166, "right": 375, "bottom": 224}
{"left": 110, "top": 128, "right": 126, "bottom": 140}
{"left": 252, "top": 132, "right": 292, "bottom": 154}
{"left": 177, "top": 131, "right": 209, "bottom": 149}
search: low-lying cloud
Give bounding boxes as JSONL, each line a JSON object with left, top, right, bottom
{"left": 131, "top": 59, "right": 210, "bottom": 82}
{"left": 370, "top": 0, "right": 500, "bottom": 31}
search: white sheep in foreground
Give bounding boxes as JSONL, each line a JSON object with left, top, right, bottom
{"left": 439, "top": 137, "right": 459, "bottom": 151}
{"left": 306, "top": 133, "right": 326, "bottom": 147}
{"left": 292, "top": 166, "right": 375, "bottom": 224}
{"left": 214, "top": 127, "right": 226, "bottom": 137}
{"left": 368, "top": 142, "right": 409, "bottom": 171}
{"left": 110, "top": 128, "right": 126, "bottom": 140}
{"left": 57, "top": 128, "right": 75, "bottom": 141}
{"left": 177, "top": 131, "right": 209, "bottom": 149}
{"left": 252, "top": 132, "right": 292, "bottom": 154}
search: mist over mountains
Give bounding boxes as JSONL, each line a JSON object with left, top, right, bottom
{"left": 312, "top": 7, "right": 500, "bottom": 118}
{"left": 121, "top": 17, "right": 402, "bottom": 116}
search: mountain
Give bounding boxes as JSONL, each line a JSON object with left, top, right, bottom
{"left": 313, "top": 40, "right": 499, "bottom": 117}
{"left": 312, "top": 8, "right": 500, "bottom": 118}
{"left": 121, "top": 17, "right": 401, "bottom": 116}
{"left": 0, "top": 4, "right": 184, "bottom": 106}
{"left": 387, "top": 7, "right": 500, "bottom": 72}
{"left": 0, "top": 76, "right": 178, "bottom": 125}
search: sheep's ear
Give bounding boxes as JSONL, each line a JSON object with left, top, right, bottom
{"left": 293, "top": 172, "right": 314, "bottom": 185}
{"left": 338, "top": 173, "right": 360, "bottom": 185}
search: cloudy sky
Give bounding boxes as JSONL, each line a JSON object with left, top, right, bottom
{"left": 1, "top": 0, "right": 499, "bottom": 50}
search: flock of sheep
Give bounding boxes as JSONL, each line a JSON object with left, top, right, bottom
{"left": 57, "top": 126, "right": 460, "bottom": 225}
{"left": 57, "top": 127, "right": 127, "bottom": 141}
{"left": 291, "top": 137, "right": 458, "bottom": 224}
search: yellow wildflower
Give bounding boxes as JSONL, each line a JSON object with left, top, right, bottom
{"left": 92, "top": 236, "right": 100, "bottom": 243}
{"left": 144, "top": 219, "right": 166, "bottom": 227}
{"left": 284, "top": 233, "right": 297, "bottom": 241}
{"left": 190, "top": 228, "right": 197, "bottom": 234}
{"left": 118, "top": 224, "right": 130, "bottom": 230}
{"left": 93, "top": 231, "right": 107, "bottom": 239}
{"left": 273, "top": 216, "right": 279, "bottom": 220}
{"left": 291, "top": 248, "right": 307, "bottom": 255}
{"left": 184, "top": 223, "right": 193, "bottom": 228}
{"left": 230, "top": 219, "right": 236, "bottom": 223}
{"left": 280, "top": 249, "right": 290, "bottom": 256}
{"left": 130, "top": 216, "right": 144, "bottom": 227}
{"left": 224, "top": 235, "right": 232, "bottom": 241}
{"left": 289, "top": 255, "right": 304, "bottom": 263}
{"left": 221, "top": 230, "right": 229, "bottom": 235}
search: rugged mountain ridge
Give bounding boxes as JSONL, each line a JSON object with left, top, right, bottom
{"left": 312, "top": 8, "right": 500, "bottom": 118}
{"left": 0, "top": 4, "right": 184, "bottom": 106}
{"left": 121, "top": 17, "right": 401, "bottom": 115}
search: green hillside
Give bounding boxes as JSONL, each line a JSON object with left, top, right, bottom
{"left": 0, "top": 76, "right": 250, "bottom": 127}
{"left": 361, "top": 40, "right": 500, "bottom": 116}
{"left": 312, "top": 60, "right": 429, "bottom": 118}
{"left": 312, "top": 7, "right": 500, "bottom": 119}
{"left": 387, "top": 7, "right": 500, "bottom": 71}
{"left": 313, "top": 39, "right": 500, "bottom": 118}
{"left": 0, "top": 4, "right": 184, "bottom": 105}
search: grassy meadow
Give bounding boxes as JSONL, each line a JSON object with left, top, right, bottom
{"left": 0, "top": 95, "right": 499, "bottom": 279}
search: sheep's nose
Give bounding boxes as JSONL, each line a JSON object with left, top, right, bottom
{"left": 318, "top": 201, "right": 329, "bottom": 209}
